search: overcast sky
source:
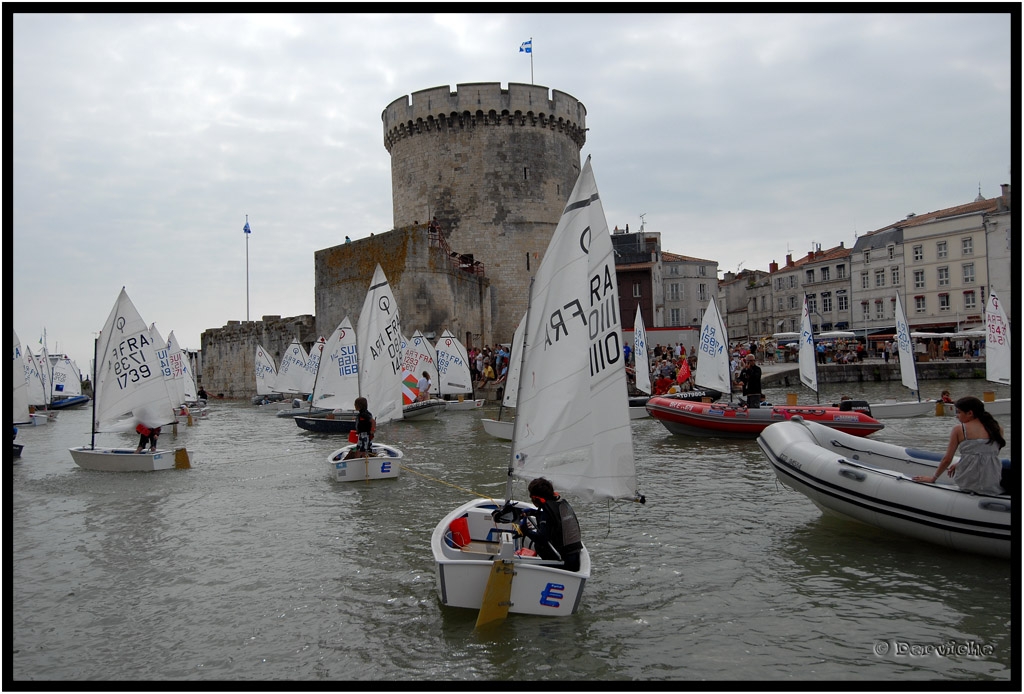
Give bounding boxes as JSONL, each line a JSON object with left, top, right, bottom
{"left": 12, "top": 11, "right": 1011, "bottom": 370}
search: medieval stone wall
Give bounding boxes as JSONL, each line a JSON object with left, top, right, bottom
{"left": 199, "top": 315, "right": 316, "bottom": 399}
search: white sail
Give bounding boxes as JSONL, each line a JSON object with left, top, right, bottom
{"left": 434, "top": 330, "right": 473, "bottom": 396}
{"left": 502, "top": 313, "right": 527, "bottom": 408}
{"left": 149, "top": 323, "right": 183, "bottom": 412}
{"left": 893, "top": 293, "right": 919, "bottom": 393}
{"left": 13, "top": 330, "right": 31, "bottom": 425}
{"left": 275, "top": 340, "right": 311, "bottom": 394}
{"left": 313, "top": 318, "right": 360, "bottom": 410}
{"left": 633, "top": 305, "right": 652, "bottom": 395}
{"left": 357, "top": 264, "right": 404, "bottom": 426}
{"left": 694, "top": 299, "right": 731, "bottom": 394}
{"left": 402, "top": 330, "right": 440, "bottom": 391}
{"left": 38, "top": 344, "right": 54, "bottom": 403}
{"left": 510, "top": 157, "right": 636, "bottom": 502}
{"left": 167, "top": 331, "right": 198, "bottom": 403}
{"left": 51, "top": 356, "right": 81, "bottom": 399}
{"left": 23, "top": 344, "right": 48, "bottom": 407}
{"left": 92, "top": 288, "right": 177, "bottom": 432}
{"left": 255, "top": 344, "right": 278, "bottom": 395}
{"left": 799, "top": 295, "right": 818, "bottom": 393}
{"left": 985, "top": 290, "right": 1011, "bottom": 386}
{"left": 300, "top": 337, "right": 325, "bottom": 394}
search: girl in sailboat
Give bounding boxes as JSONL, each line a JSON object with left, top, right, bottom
{"left": 345, "top": 397, "right": 376, "bottom": 459}
{"left": 515, "top": 478, "right": 583, "bottom": 572}
{"left": 912, "top": 396, "right": 1006, "bottom": 495}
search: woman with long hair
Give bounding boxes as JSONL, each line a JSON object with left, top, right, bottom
{"left": 913, "top": 396, "right": 1006, "bottom": 494}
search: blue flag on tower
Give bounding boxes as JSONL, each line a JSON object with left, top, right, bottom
{"left": 519, "top": 39, "right": 532, "bottom": 54}
{"left": 243, "top": 220, "right": 251, "bottom": 234}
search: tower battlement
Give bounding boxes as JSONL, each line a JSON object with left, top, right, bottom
{"left": 382, "top": 82, "right": 587, "bottom": 152}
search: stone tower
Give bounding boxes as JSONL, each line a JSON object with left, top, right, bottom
{"left": 382, "top": 82, "right": 587, "bottom": 341}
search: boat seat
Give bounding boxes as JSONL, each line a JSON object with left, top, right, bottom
{"left": 459, "top": 541, "right": 502, "bottom": 555}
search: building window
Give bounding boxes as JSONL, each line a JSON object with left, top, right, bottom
{"left": 760, "top": 296, "right": 767, "bottom": 311}
{"left": 777, "top": 297, "right": 784, "bottom": 311}
{"left": 861, "top": 271, "right": 870, "bottom": 290}
{"left": 964, "top": 291, "right": 977, "bottom": 310}
{"left": 862, "top": 302, "right": 870, "bottom": 321}
{"left": 875, "top": 269, "right": 886, "bottom": 287}
{"left": 936, "top": 240, "right": 947, "bottom": 259}
{"left": 937, "top": 266, "right": 949, "bottom": 287}
{"left": 891, "top": 266, "right": 900, "bottom": 286}
{"left": 914, "top": 269, "right": 925, "bottom": 289}
{"left": 808, "top": 297, "right": 817, "bottom": 314}
{"left": 806, "top": 269, "right": 815, "bottom": 284}
{"left": 698, "top": 283, "right": 708, "bottom": 301}
{"left": 887, "top": 244, "right": 896, "bottom": 260}
{"left": 668, "top": 283, "right": 680, "bottom": 301}
{"left": 863, "top": 251, "right": 870, "bottom": 264}
{"left": 633, "top": 282, "right": 641, "bottom": 298}
{"left": 669, "top": 309, "right": 680, "bottom": 326}
{"left": 962, "top": 237, "right": 973, "bottom": 255}
{"left": 788, "top": 296, "right": 797, "bottom": 310}
{"left": 939, "top": 293, "right": 950, "bottom": 311}
{"left": 789, "top": 275, "right": 797, "bottom": 288}
{"left": 963, "top": 263, "right": 975, "bottom": 284}
{"left": 699, "top": 265, "right": 707, "bottom": 276}
{"left": 822, "top": 296, "right": 833, "bottom": 313}
{"left": 838, "top": 295, "right": 848, "bottom": 312}
{"left": 915, "top": 296, "right": 926, "bottom": 313}
{"left": 875, "top": 300, "right": 885, "bottom": 320}
{"left": 820, "top": 266, "right": 830, "bottom": 281}
{"left": 836, "top": 264, "right": 846, "bottom": 279}
{"left": 912, "top": 245, "right": 923, "bottom": 262}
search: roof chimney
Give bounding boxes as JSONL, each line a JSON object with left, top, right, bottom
{"left": 769, "top": 260, "right": 778, "bottom": 273}
{"left": 785, "top": 254, "right": 793, "bottom": 266}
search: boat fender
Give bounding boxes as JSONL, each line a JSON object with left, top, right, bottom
{"left": 839, "top": 468, "right": 866, "bottom": 482}
{"left": 449, "top": 517, "right": 471, "bottom": 547}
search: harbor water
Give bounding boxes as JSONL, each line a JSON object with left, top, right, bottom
{"left": 11, "top": 379, "right": 1014, "bottom": 684}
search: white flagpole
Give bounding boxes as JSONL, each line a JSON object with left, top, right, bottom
{"left": 530, "top": 37, "right": 534, "bottom": 84}
{"left": 245, "top": 214, "right": 250, "bottom": 322}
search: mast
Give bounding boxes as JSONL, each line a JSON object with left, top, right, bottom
{"left": 505, "top": 278, "right": 534, "bottom": 503}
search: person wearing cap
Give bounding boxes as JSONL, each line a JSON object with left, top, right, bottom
{"left": 738, "top": 353, "right": 763, "bottom": 408}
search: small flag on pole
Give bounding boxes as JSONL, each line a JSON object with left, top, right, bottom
{"left": 519, "top": 39, "right": 532, "bottom": 54}
{"left": 243, "top": 220, "right": 251, "bottom": 234}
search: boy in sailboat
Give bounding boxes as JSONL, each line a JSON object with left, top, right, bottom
{"left": 134, "top": 424, "right": 161, "bottom": 454}
{"left": 515, "top": 478, "right": 583, "bottom": 572}
{"left": 345, "top": 397, "right": 376, "bottom": 459}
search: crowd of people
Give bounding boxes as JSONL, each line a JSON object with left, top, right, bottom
{"left": 469, "top": 343, "right": 510, "bottom": 390}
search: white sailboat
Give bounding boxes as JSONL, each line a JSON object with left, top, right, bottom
{"left": 293, "top": 319, "right": 360, "bottom": 433}
{"left": 628, "top": 305, "right": 652, "bottom": 419}
{"left": 275, "top": 339, "right": 311, "bottom": 396}
{"left": 400, "top": 330, "right": 447, "bottom": 419}
{"left": 432, "top": 157, "right": 643, "bottom": 622}
{"left": 694, "top": 298, "right": 732, "bottom": 397}
{"left": 798, "top": 294, "right": 819, "bottom": 401}
{"left": 868, "top": 293, "right": 936, "bottom": 418}
{"left": 13, "top": 331, "right": 30, "bottom": 458}
{"left": 21, "top": 345, "right": 51, "bottom": 425}
{"left": 69, "top": 288, "right": 190, "bottom": 472}
{"left": 434, "top": 330, "right": 484, "bottom": 410}
{"left": 49, "top": 354, "right": 90, "bottom": 409}
{"left": 480, "top": 312, "right": 525, "bottom": 440}
{"left": 326, "top": 264, "right": 405, "bottom": 482}
{"left": 980, "top": 290, "right": 1010, "bottom": 416}
{"left": 253, "top": 343, "right": 281, "bottom": 405}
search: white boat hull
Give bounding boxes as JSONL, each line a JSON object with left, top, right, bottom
{"left": 480, "top": 418, "right": 513, "bottom": 440}
{"left": 402, "top": 399, "right": 446, "bottom": 419}
{"left": 432, "top": 498, "right": 591, "bottom": 617}
{"left": 757, "top": 418, "right": 1010, "bottom": 559}
{"left": 326, "top": 443, "right": 403, "bottom": 482}
{"left": 868, "top": 399, "right": 936, "bottom": 419}
{"left": 442, "top": 398, "right": 484, "bottom": 411}
{"left": 937, "top": 398, "right": 1010, "bottom": 417}
{"left": 69, "top": 446, "right": 191, "bottom": 473}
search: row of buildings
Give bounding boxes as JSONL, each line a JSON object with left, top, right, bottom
{"left": 620, "top": 183, "right": 1012, "bottom": 346}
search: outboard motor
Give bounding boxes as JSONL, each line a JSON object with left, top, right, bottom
{"left": 838, "top": 399, "right": 872, "bottom": 417}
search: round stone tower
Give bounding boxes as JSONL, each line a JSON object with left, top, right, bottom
{"left": 382, "top": 82, "right": 587, "bottom": 342}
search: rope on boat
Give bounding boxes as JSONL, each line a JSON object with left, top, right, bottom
{"left": 398, "top": 462, "right": 502, "bottom": 506}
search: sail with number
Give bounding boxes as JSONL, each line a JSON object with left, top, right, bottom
{"left": 275, "top": 340, "right": 311, "bottom": 394}
{"left": 434, "top": 330, "right": 474, "bottom": 397}
{"left": 985, "top": 290, "right": 1010, "bottom": 386}
{"left": 356, "top": 264, "right": 404, "bottom": 426}
{"left": 255, "top": 344, "right": 278, "bottom": 396}
{"left": 893, "top": 293, "right": 919, "bottom": 394}
{"left": 509, "top": 156, "right": 636, "bottom": 502}
{"left": 694, "top": 299, "right": 731, "bottom": 395}
{"left": 799, "top": 294, "right": 818, "bottom": 394}
{"left": 633, "top": 305, "right": 652, "bottom": 395}
{"left": 312, "top": 317, "right": 360, "bottom": 410}
{"left": 13, "top": 330, "right": 31, "bottom": 425}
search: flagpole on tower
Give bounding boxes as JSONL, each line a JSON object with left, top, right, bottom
{"left": 243, "top": 215, "right": 251, "bottom": 321}
{"left": 520, "top": 37, "right": 533, "bottom": 84}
